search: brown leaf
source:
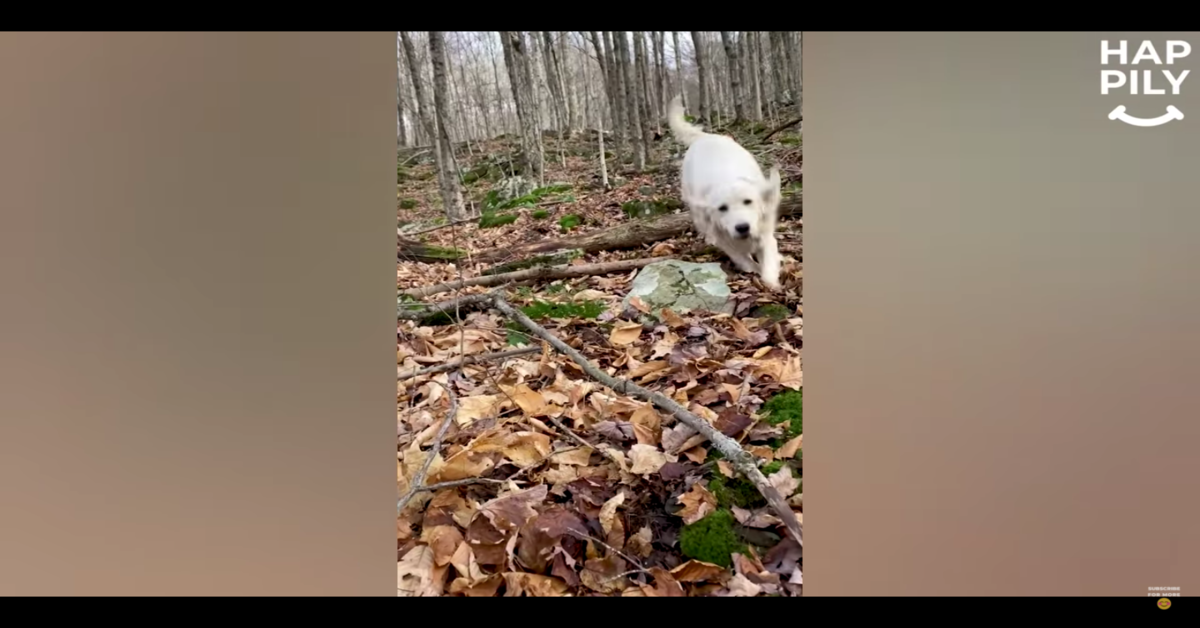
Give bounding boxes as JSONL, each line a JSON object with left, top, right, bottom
{"left": 609, "top": 322, "right": 643, "bottom": 346}
{"left": 649, "top": 242, "right": 676, "bottom": 257}
{"left": 762, "top": 537, "right": 802, "bottom": 576}
{"left": 626, "top": 525, "right": 654, "bottom": 558}
{"left": 682, "top": 446, "right": 707, "bottom": 464}
{"left": 724, "top": 572, "right": 763, "bottom": 597}
{"left": 501, "top": 383, "right": 549, "bottom": 417}
{"left": 714, "top": 410, "right": 753, "bottom": 437}
{"left": 779, "top": 355, "right": 802, "bottom": 390}
{"left": 449, "top": 541, "right": 489, "bottom": 586}
{"left": 456, "top": 394, "right": 507, "bottom": 426}
{"left": 599, "top": 491, "right": 627, "bottom": 549}
{"left": 500, "top": 431, "right": 553, "bottom": 467}
{"left": 550, "top": 550, "right": 581, "bottom": 588}
{"left": 549, "top": 447, "right": 593, "bottom": 466}
{"left": 641, "top": 567, "right": 686, "bottom": 597}
{"left": 629, "top": 405, "right": 662, "bottom": 446}
{"left": 677, "top": 481, "right": 717, "bottom": 525}
{"left": 430, "top": 449, "right": 495, "bottom": 483}
{"left": 502, "top": 572, "right": 571, "bottom": 597}
{"left": 768, "top": 468, "right": 800, "bottom": 498}
{"left": 516, "top": 506, "right": 587, "bottom": 573}
{"left": 628, "top": 359, "right": 669, "bottom": 379}
{"left": 628, "top": 295, "right": 651, "bottom": 313}
{"left": 420, "top": 525, "right": 464, "bottom": 567}
{"left": 581, "top": 555, "right": 628, "bottom": 593}
{"left": 716, "top": 460, "right": 734, "bottom": 477}
{"left": 670, "top": 560, "right": 725, "bottom": 583}
{"left": 476, "top": 484, "right": 548, "bottom": 539}
{"left": 397, "top": 545, "right": 437, "bottom": 596}
{"left": 629, "top": 444, "right": 669, "bottom": 475}
{"left": 593, "top": 420, "right": 635, "bottom": 442}
{"left": 777, "top": 434, "right": 803, "bottom": 459}
{"left": 746, "top": 445, "right": 775, "bottom": 461}
{"left": 448, "top": 574, "right": 503, "bottom": 597}
{"left": 661, "top": 424, "right": 698, "bottom": 452}
{"left": 660, "top": 308, "right": 687, "bottom": 327}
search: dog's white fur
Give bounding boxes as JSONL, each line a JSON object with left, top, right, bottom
{"left": 666, "top": 96, "right": 782, "bottom": 289}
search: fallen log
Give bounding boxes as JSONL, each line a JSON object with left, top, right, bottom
{"left": 401, "top": 256, "right": 665, "bottom": 300}
{"left": 473, "top": 194, "right": 802, "bottom": 265}
{"left": 397, "top": 292, "right": 495, "bottom": 322}
{"left": 398, "top": 233, "right": 466, "bottom": 264}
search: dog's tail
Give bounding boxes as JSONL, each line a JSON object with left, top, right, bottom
{"left": 667, "top": 95, "right": 705, "bottom": 147}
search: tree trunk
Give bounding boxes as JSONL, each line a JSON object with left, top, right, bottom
{"left": 396, "top": 36, "right": 408, "bottom": 148}
{"left": 615, "top": 33, "right": 644, "bottom": 170}
{"left": 499, "top": 31, "right": 544, "bottom": 185}
{"left": 473, "top": 195, "right": 802, "bottom": 264}
{"left": 745, "top": 31, "right": 763, "bottom": 122}
{"left": 690, "top": 32, "right": 709, "bottom": 122}
{"left": 793, "top": 32, "right": 803, "bottom": 111}
{"left": 755, "top": 31, "right": 775, "bottom": 121}
{"left": 427, "top": 32, "right": 465, "bottom": 221}
{"left": 398, "top": 235, "right": 465, "bottom": 264}
{"left": 605, "top": 32, "right": 629, "bottom": 163}
{"left": 719, "top": 32, "right": 746, "bottom": 123}
{"left": 672, "top": 32, "right": 688, "bottom": 110}
{"left": 633, "top": 32, "right": 656, "bottom": 157}
{"left": 781, "top": 32, "right": 797, "bottom": 102}
{"left": 587, "top": 32, "right": 617, "bottom": 154}
{"left": 769, "top": 31, "right": 789, "bottom": 105}
{"left": 400, "top": 32, "right": 453, "bottom": 211}
{"left": 656, "top": 32, "right": 669, "bottom": 121}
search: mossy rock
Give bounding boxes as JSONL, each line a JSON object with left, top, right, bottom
{"left": 478, "top": 212, "right": 519, "bottom": 229}
{"left": 531, "top": 209, "right": 550, "bottom": 220}
{"left": 621, "top": 198, "right": 683, "bottom": 220}
{"left": 679, "top": 509, "right": 746, "bottom": 568}
{"left": 483, "top": 183, "right": 574, "bottom": 213}
{"left": 399, "top": 198, "right": 418, "bottom": 210}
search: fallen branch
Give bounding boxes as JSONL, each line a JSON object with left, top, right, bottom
{"left": 473, "top": 194, "right": 802, "bottom": 265}
{"left": 397, "top": 380, "right": 459, "bottom": 514}
{"left": 402, "top": 218, "right": 476, "bottom": 237}
{"left": 491, "top": 295, "right": 802, "bottom": 545}
{"left": 762, "top": 117, "right": 802, "bottom": 141}
{"left": 397, "top": 346, "right": 540, "bottom": 381}
{"left": 397, "top": 292, "right": 497, "bottom": 322}
{"left": 402, "top": 257, "right": 665, "bottom": 300}
{"left": 398, "top": 234, "right": 466, "bottom": 264}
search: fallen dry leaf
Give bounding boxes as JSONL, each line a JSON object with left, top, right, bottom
{"left": 599, "top": 492, "right": 627, "bottom": 549}
{"left": 609, "top": 322, "right": 643, "bottom": 346}
{"left": 626, "top": 525, "right": 654, "bottom": 558}
{"left": 628, "top": 295, "right": 651, "bottom": 313}
{"left": 670, "top": 560, "right": 725, "bottom": 583}
{"left": 397, "top": 545, "right": 437, "bottom": 597}
{"left": 768, "top": 468, "right": 800, "bottom": 498}
{"left": 777, "top": 433, "right": 803, "bottom": 459}
{"left": 549, "top": 447, "right": 592, "bottom": 466}
{"left": 456, "top": 394, "right": 507, "bottom": 426}
{"left": 629, "top": 444, "right": 669, "bottom": 475}
{"left": 724, "top": 572, "right": 763, "bottom": 597}
{"left": 716, "top": 460, "right": 734, "bottom": 477}
{"left": 503, "top": 572, "right": 571, "bottom": 597}
{"left": 420, "top": 525, "right": 464, "bottom": 567}
{"left": 677, "top": 481, "right": 717, "bottom": 525}
{"left": 477, "top": 484, "right": 549, "bottom": 532}
{"left": 641, "top": 567, "right": 686, "bottom": 597}
{"left": 581, "top": 555, "right": 628, "bottom": 593}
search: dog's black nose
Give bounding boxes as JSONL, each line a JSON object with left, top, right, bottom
{"left": 735, "top": 223, "right": 750, "bottom": 235}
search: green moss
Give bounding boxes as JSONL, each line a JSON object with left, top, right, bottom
{"left": 679, "top": 509, "right": 746, "bottom": 568}
{"left": 779, "top": 135, "right": 801, "bottom": 146}
{"left": 708, "top": 476, "right": 767, "bottom": 510}
{"left": 421, "top": 245, "right": 466, "bottom": 260}
{"left": 505, "top": 321, "right": 529, "bottom": 346}
{"left": 478, "top": 212, "right": 518, "bottom": 229}
{"left": 620, "top": 198, "right": 683, "bottom": 220}
{"left": 519, "top": 299, "right": 602, "bottom": 320}
{"left": 399, "top": 198, "right": 418, "bottom": 210}
{"left": 763, "top": 389, "right": 802, "bottom": 438}
{"left": 559, "top": 214, "right": 583, "bottom": 232}
{"left": 532, "top": 209, "right": 550, "bottom": 220}
{"left": 481, "top": 250, "right": 582, "bottom": 276}
{"left": 761, "top": 460, "right": 784, "bottom": 476}
{"left": 483, "top": 183, "right": 574, "bottom": 212}
{"left": 397, "top": 165, "right": 409, "bottom": 183}
{"left": 752, "top": 303, "right": 791, "bottom": 322}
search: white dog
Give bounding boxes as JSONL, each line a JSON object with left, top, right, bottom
{"left": 667, "top": 96, "right": 782, "bottom": 289}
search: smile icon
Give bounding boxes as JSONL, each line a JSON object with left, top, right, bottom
{"left": 1109, "top": 105, "right": 1184, "bottom": 127}
{"left": 1158, "top": 597, "right": 1172, "bottom": 609}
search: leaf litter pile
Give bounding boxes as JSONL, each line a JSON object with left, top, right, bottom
{"left": 398, "top": 116, "right": 803, "bottom": 597}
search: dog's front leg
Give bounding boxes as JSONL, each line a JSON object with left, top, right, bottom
{"left": 729, "top": 249, "right": 760, "bottom": 274}
{"left": 758, "top": 235, "right": 781, "bottom": 290}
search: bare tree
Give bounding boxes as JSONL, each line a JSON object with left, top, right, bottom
{"left": 690, "top": 32, "right": 709, "bottom": 122}
{"left": 672, "top": 32, "right": 688, "bottom": 110}
{"left": 396, "top": 35, "right": 408, "bottom": 148}
{"left": 427, "top": 32, "right": 466, "bottom": 220}
{"left": 769, "top": 31, "right": 789, "bottom": 105}
{"left": 587, "top": 31, "right": 621, "bottom": 157}
{"left": 633, "top": 31, "right": 656, "bottom": 149}
{"left": 745, "top": 31, "right": 763, "bottom": 122}
{"left": 614, "top": 33, "right": 645, "bottom": 170}
{"left": 400, "top": 32, "right": 449, "bottom": 197}
{"left": 719, "top": 32, "right": 746, "bottom": 123}
{"left": 499, "top": 31, "right": 544, "bottom": 184}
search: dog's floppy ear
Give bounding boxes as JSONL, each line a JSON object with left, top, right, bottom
{"left": 761, "top": 166, "right": 782, "bottom": 207}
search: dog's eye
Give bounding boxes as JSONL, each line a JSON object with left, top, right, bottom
{"left": 743, "top": 199, "right": 752, "bottom": 205}
{"left": 718, "top": 204, "right": 728, "bottom": 212}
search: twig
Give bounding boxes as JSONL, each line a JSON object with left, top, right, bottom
{"left": 412, "top": 477, "right": 510, "bottom": 493}
{"left": 398, "top": 346, "right": 540, "bottom": 381}
{"left": 402, "top": 218, "right": 476, "bottom": 237}
{"left": 402, "top": 257, "right": 665, "bottom": 300}
{"left": 762, "top": 116, "right": 802, "bottom": 141}
{"left": 569, "top": 530, "right": 649, "bottom": 575}
{"left": 397, "top": 379, "right": 459, "bottom": 514}
{"left": 491, "top": 294, "right": 802, "bottom": 546}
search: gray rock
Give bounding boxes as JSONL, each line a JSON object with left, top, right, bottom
{"left": 494, "top": 176, "right": 536, "bottom": 204}
{"left": 622, "top": 260, "right": 734, "bottom": 316}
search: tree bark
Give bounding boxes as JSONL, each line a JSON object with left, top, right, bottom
{"left": 398, "top": 234, "right": 464, "bottom": 264}
{"left": 499, "top": 31, "right": 544, "bottom": 185}
{"left": 769, "top": 31, "right": 789, "bottom": 105}
{"left": 427, "top": 32, "right": 466, "bottom": 220}
{"left": 781, "top": 32, "right": 797, "bottom": 102}
{"left": 745, "top": 31, "right": 763, "bottom": 122}
{"left": 473, "top": 195, "right": 802, "bottom": 264}
{"left": 396, "top": 35, "right": 408, "bottom": 148}
{"left": 690, "top": 32, "right": 709, "bottom": 122}
{"left": 401, "top": 32, "right": 456, "bottom": 218}
{"left": 672, "top": 32, "right": 688, "bottom": 110}
{"left": 587, "top": 32, "right": 619, "bottom": 155}
{"left": 719, "top": 31, "right": 746, "bottom": 123}
{"left": 615, "top": 32, "right": 644, "bottom": 170}
{"left": 633, "top": 32, "right": 656, "bottom": 159}
{"left": 605, "top": 32, "right": 629, "bottom": 163}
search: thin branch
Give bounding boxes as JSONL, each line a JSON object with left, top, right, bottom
{"left": 491, "top": 293, "right": 802, "bottom": 545}
{"left": 397, "top": 292, "right": 499, "bottom": 322}
{"left": 413, "top": 477, "right": 510, "bottom": 493}
{"left": 397, "top": 379, "right": 460, "bottom": 514}
{"left": 761, "top": 116, "right": 802, "bottom": 141}
{"left": 402, "top": 218, "right": 477, "bottom": 237}
{"left": 398, "top": 346, "right": 540, "bottom": 381}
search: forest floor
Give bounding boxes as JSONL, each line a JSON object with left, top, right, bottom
{"left": 397, "top": 108, "right": 804, "bottom": 597}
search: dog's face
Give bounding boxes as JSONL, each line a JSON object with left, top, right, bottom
{"left": 698, "top": 169, "right": 781, "bottom": 241}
